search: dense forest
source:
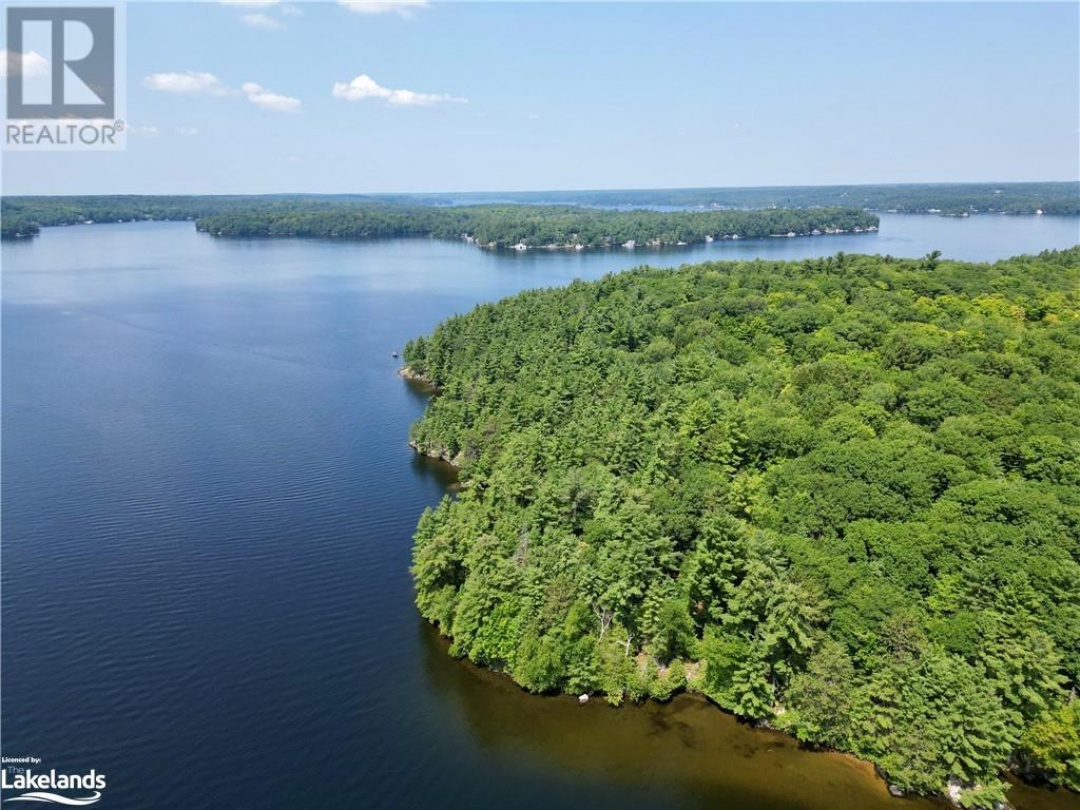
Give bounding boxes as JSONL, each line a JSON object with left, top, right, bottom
{"left": 403, "top": 248, "right": 1080, "bottom": 807}
{"left": 193, "top": 205, "right": 878, "bottom": 249}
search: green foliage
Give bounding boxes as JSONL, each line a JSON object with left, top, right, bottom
{"left": 784, "top": 639, "right": 856, "bottom": 748}
{"left": 1017, "top": 701, "right": 1080, "bottom": 791}
{"left": 406, "top": 247, "right": 1080, "bottom": 800}
{"left": 847, "top": 651, "right": 1018, "bottom": 794}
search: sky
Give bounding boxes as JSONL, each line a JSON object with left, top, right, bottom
{"left": 2, "top": 1, "right": 1078, "bottom": 195}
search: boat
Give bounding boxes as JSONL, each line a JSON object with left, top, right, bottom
{"left": 391, "top": 351, "right": 399, "bottom": 358}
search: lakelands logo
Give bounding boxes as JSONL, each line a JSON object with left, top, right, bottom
{"left": 1, "top": 759, "right": 105, "bottom": 806}
{"left": 3, "top": 4, "right": 127, "bottom": 150}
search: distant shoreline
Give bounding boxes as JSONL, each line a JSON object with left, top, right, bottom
{"left": 4, "top": 182, "right": 1077, "bottom": 240}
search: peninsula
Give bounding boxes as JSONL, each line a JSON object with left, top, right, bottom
{"left": 405, "top": 247, "right": 1080, "bottom": 807}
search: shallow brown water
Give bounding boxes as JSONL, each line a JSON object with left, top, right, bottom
{"left": 423, "top": 624, "right": 1080, "bottom": 810}
{"left": 422, "top": 626, "right": 948, "bottom": 810}
{"left": 1008, "top": 779, "right": 1080, "bottom": 810}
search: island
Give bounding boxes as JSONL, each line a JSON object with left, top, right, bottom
{"left": 403, "top": 247, "right": 1080, "bottom": 808}
{"left": 192, "top": 205, "right": 879, "bottom": 250}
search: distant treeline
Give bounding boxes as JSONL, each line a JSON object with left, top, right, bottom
{"left": 0, "top": 194, "right": 389, "bottom": 239}
{"left": 4, "top": 196, "right": 873, "bottom": 244}
{"left": 3, "top": 181, "right": 1074, "bottom": 240}
{"left": 426, "top": 181, "right": 1080, "bottom": 216}
{"left": 194, "top": 205, "right": 878, "bottom": 249}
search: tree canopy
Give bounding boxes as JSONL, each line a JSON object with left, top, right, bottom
{"left": 405, "top": 247, "right": 1080, "bottom": 804}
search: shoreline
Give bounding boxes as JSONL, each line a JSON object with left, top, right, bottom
{"left": 5, "top": 209, "right": 1076, "bottom": 243}
{"left": 193, "top": 227, "right": 879, "bottom": 250}
{"left": 419, "top": 612, "right": 1015, "bottom": 808}
{"left": 473, "top": 227, "right": 878, "bottom": 252}
{"left": 396, "top": 407, "right": 952, "bottom": 805}
{"left": 416, "top": 603, "right": 1074, "bottom": 810}
{"left": 400, "top": 367, "right": 463, "bottom": 471}
{"left": 398, "top": 365, "right": 442, "bottom": 395}
{"left": 421, "top": 624, "right": 930, "bottom": 808}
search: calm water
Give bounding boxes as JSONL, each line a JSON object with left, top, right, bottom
{"left": 3, "top": 215, "right": 1078, "bottom": 810}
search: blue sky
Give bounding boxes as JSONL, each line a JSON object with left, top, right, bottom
{"left": 3, "top": 1, "right": 1078, "bottom": 195}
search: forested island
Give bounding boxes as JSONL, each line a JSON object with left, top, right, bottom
{"left": 193, "top": 205, "right": 878, "bottom": 249}
{"left": 403, "top": 248, "right": 1080, "bottom": 807}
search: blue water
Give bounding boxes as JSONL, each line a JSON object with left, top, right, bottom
{"left": 3, "top": 215, "right": 1078, "bottom": 810}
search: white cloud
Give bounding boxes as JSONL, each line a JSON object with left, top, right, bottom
{"left": 176, "top": 127, "right": 200, "bottom": 136}
{"left": 0, "top": 49, "right": 49, "bottom": 78}
{"left": 242, "top": 81, "right": 302, "bottom": 113}
{"left": 228, "top": 1, "right": 297, "bottom": 29}
{"left": 143, "top": 72, "right": 299, "bottom": 113}
{"left": 241, "top": 12, "right": 284, "bottom": 29}
{"left": 331, "top": 74, "right": 466, "bottom": 107}
{"left": 143, "top": 71, "right": 231, "bottom": 96}
{"left": 339, "top": 0, "right": 429, "bottom": 17}
{"left": 128, "top": 125, "right": 160, "bottom": 137}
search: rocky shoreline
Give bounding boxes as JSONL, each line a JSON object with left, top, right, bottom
{"left": 399, "top": 367, "right": 463, "bottom": 469}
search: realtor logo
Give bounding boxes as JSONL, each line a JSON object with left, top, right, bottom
{"left": 4, "top": 5, "right": 125, "bottom": 150}
{"left": 6, "top": 6, "right": 115, "bottom": 118}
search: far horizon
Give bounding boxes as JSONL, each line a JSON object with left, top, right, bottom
{"left": 7, "top": 179, "right": 1080, "bottom": 201}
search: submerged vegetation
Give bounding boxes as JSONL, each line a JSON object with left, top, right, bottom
{"left": 405, "top": 248, "right": 1080, "bottom": 804}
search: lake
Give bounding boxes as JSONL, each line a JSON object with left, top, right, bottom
{"left": 3, "top": 214, "right": 1078, "bottom": 809}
